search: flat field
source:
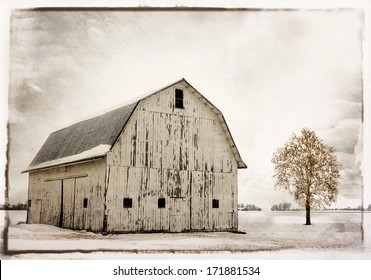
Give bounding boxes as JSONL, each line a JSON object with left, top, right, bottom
{"left": 1, "top": 210, "right": 370, "bottom": 259}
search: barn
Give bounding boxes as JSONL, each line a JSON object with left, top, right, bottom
{"left": 23, "top": 78, "right": 247, "bottom": 233}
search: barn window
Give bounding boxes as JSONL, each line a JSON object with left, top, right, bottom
{"left": 28, "top": 199, "right": 31, "bottom": 208}
{"left": 212, "top": 199, "right": 219, "bottom": 208}
{"left": 123, "top": 198, "right": 133, "bottom": 208}
{"left": 83, "top": 198, "right": 88, "bottom": 208}
{"left": 175, "top": 89, "right": 184, "bottom": 109}
{"left": 158, "top": 198, "right": 166, "bottom": 208}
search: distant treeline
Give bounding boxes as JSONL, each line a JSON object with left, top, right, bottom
{"left": 270, "top": 203, "right": 371, "bottom": 211}
{"left": 238, "top": 203, "right": 262, "bottom": 211}
{"left": 326, "top": 205, "right": 371, "bottom": 211}
{"left": 0, "top": 203, "right": 27, "bottom": 210}
{"left": 271, "top": 202, "right": 291, "bottom": 211}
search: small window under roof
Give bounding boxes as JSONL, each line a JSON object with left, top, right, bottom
{"left": 175, "top": 89, "right": 184, "bottom": 109}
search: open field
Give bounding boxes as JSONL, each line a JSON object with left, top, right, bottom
{"left": 1, "top": 210, "right": 371, "bottom": 259}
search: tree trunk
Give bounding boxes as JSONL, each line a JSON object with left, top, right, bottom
{"left": 305, "top": 204, "right": 311, "bottom": 225}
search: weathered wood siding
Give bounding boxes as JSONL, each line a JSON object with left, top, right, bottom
{"left": 27, "top": 159, "right": 106, "bottom": 231}
{"left": 106, "top": 83, "right": 238, "bottom": 232}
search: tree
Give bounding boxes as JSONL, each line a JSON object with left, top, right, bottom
{"left": 271, "top": 128, "right": 340, "bottom": 225}
{"left": 279, "top": 202, "right": 291, "bottom": 211}
{"left": 240, "top": 204, "right": 261, "bottom": 211}
{"left": 271, "top": 202, "right": 291, "bottom": 211}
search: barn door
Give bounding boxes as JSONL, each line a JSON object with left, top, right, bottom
{"left": 34, "top": 199, "right": 42, "bottom": 224}
{"left": 169, "top": 197, "right": 186, "bottom": 232}
{"left": 61, "top": 179, "right": 75, "bottom": 229}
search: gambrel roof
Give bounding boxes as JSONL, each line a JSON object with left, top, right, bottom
{"left": 23, "top": 78, "right": 247, "bottom": 172}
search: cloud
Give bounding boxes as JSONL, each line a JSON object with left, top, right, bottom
{"left": 319, "top": 118, "right": 361, "bottom": 154}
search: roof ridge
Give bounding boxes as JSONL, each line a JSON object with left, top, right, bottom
{"left": 51, "top": 101, "right": 140, "bottom": 135}
{"left": 54, "top": 78, "right": 187, "bottom": 133}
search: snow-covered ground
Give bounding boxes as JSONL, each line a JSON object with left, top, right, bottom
{"left": 1, "top": 210, "right": 371, "bottom": 259}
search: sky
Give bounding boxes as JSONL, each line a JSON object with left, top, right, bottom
{"left": 3, "top": 6, "right": 368, "bottom": 209}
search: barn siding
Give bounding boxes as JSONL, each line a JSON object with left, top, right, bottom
{"left": 106, "top": 84, "right": 238, "bottom": 232}
{"left": 27, "top": 159, "right": 106, "bottom": 231}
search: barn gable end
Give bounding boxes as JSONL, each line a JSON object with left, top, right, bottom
{"left": 24, "top": 78, "right": 246, "bottom": 233}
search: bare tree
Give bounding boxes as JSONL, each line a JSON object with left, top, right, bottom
{"left": 271, "top": 128, "right": 340, "bottom": 225}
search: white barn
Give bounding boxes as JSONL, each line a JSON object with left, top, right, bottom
{"left": 23, "top": 79, "right": 247, "bottom": 233}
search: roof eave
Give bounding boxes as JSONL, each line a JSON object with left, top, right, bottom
{"left": 22, "top": 155, "right": 106, "bottom": 173}
{"left": 238, "top": 162, "right": 248, "bottom": 169}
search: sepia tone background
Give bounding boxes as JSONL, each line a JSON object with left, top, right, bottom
{"left": 6, "top": 7, "right": 365, "bottom": 211}
{"left": 1, "top": 0, "right": 371, "bottom": 263}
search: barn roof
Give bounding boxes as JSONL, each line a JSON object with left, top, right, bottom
{"left": 24, "top": 78, "right": 246, "bottom": 172}
{"left": 23, "top": 102, "right": 138, "bottom": 172}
